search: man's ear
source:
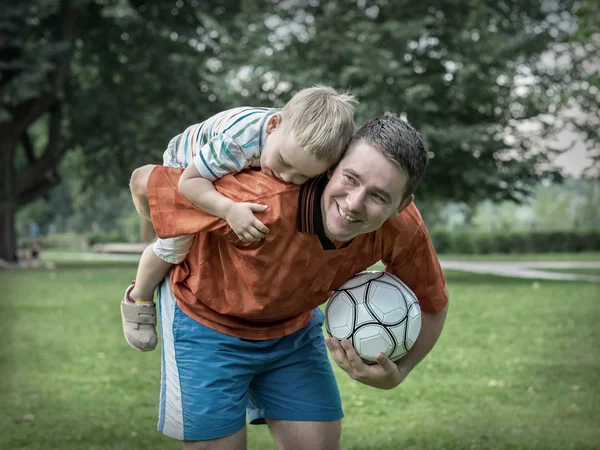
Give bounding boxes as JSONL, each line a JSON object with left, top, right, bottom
{"left": 393, "top": 194, "right": 414, "bottom": 217}
{"left": 265, "top": 113, "right": 281, "bottom": 135}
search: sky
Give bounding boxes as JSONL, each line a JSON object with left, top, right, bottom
{"left": 552, "top": 129, "right": 596, "bottom": 177}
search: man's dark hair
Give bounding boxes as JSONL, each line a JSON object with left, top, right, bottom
{"left": 349, "top": 115, "right": 429, "bottom": 198}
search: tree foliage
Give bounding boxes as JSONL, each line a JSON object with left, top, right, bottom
{"left": 224, "top": 0, "right": 597, "bottom": 201}
{"left": 1, "top": 0, "right": 258, "bottom": 260}
{"left": 2, "top": 0, "right": 599, "bottom": 260}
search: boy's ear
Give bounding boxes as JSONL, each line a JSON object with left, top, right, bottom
{"left": 265, "top": 113, "right": 281, "bottom": 134}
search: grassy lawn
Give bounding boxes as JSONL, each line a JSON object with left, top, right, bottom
{"left": 1, "top": 266, "right": 599, "bottom": 450}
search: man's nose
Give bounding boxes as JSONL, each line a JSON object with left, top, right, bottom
{"left": 346, "top": 189, "right": 365, "bottom": 212}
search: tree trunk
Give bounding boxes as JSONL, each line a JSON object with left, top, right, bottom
{"left": 0, "top": 203, "right": 16, "bottom": 263}
{"left": 0, "top": 139, "right": 17, "bottom": 262}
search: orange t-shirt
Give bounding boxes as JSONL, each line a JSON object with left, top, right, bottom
{"left": 148, "top": 166, "right": 448, "bottom": 340}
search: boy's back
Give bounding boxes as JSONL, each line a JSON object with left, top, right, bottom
{"left": 163, "top": 106, "right": 278, "bottom": 173}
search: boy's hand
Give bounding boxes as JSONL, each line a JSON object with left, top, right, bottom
{"left": 226, "top": 202, "right": 270, "bottom": 242}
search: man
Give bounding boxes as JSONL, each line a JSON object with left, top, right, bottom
{"left": 129, "top": 116, "right": 448, "bottom": 450}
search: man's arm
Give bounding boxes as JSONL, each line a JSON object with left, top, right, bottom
{"left": 395, "top": 300, "right": 448, "bottom": 377}
{"left": 326, "top": 210, "right": 449, "bottom": 389}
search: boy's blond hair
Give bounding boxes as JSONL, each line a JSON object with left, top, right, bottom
{"left": 280, "top": 85, "right": 358, "bottom": 164}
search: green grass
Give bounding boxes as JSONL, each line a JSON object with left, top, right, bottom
{"left": 1, "top": 268, "right": 599, "bottom": 450}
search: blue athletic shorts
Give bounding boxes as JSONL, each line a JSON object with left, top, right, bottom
{"left": 156, "top": 278, "right": 344, "bottom": 441}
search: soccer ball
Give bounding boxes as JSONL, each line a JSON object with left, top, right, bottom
{"left": 325, "top": 271, "right": 421, "bottom": 364}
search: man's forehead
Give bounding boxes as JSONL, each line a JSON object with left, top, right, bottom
{"left": 337, "top": 142, "right": 407, "bottom": 199}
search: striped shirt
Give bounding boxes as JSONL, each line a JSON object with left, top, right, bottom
{"left": 162, "top": 107, "right": 280, "bottom": 180}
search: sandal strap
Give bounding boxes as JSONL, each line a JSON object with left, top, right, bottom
{"left": 121, "top": 301, "right": 156, "bottom": 325}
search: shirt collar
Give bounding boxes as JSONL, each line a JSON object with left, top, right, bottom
{"left": 297, "top": 173, "right": 353, "bottom": 250}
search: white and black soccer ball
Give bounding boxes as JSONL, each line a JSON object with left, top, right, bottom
{"left": 325, "top": 271, "right": 421, "bottom": 364}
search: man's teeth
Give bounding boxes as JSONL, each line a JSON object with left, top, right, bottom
{"left": 338, "top": 205, "right": 358, "bottom": 222}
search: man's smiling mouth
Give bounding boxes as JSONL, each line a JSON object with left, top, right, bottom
{"left": 337, "top": 204, "right": 358, "bottom": 223}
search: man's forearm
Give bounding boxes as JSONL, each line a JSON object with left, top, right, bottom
{"left": 396, "top": 303, "right": 448, "bottom": 377}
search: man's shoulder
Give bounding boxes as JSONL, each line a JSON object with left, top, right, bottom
{"left": 375, "top": 201, "right": 431, "bottom": 249}
{"left": 216, "top": 170, "right": 301, "bottom": 232}
{"left": 387, "top": 202, "right": 425, "bottom": 231}
{"left": 216, "top": 170, "right": 301, "bottom": 203}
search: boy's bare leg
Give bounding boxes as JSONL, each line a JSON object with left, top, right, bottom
{"left": 130, "top": 164, "right": 156, "bottom": 220}
{"left": 121, "top": 248, "right": 168, "bottom": 351}
{"left": 121, "top": 164, "right": 163, "bottom": 351}
{"left": 129, "top": 245, "right": 173, "bottom": 303}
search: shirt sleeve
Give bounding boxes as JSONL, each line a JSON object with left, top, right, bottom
{"left": 147, "top": 166, "right": 230, "bottom": 238}
{"left": 380, "top": 209, "right": 448, "bottom": 313}
{"left": 192, "top": 132, "right": 259, "bottom": 181}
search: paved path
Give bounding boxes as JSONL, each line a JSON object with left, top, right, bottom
{"left": 440, "top": 261, "right": 600, "bottom": 283}
{"left": 43, "top": 250, "right": 600, "bottom": 283}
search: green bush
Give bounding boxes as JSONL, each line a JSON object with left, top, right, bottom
{"left": 431, "top": 230, "right": 600, "bottom": 254}
{"left": 38, "top": 233, "right": 89, "bottom": 251}
{"left": 87, "top": 231, "right": 130, "bottom": 246}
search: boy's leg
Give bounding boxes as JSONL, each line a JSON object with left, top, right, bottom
{"left": 247, "top": 308, "right": 344, "bottom": 450}
{"left": 129, "top": 164, "right": 156, "bottom": 219}
{"left": 129, "top": 244, "right": 173, "bottom": 303}
{"left": 121, "top": 234, "right": 195, "bottom": 351}
{"left": 124, "top": 163, "right": 193, "bottom": 351}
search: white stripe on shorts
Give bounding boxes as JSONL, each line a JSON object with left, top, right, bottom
{"left": 157, "top": 277, "right": 184, "bottom": 440}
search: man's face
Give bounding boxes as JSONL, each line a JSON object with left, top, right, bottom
{"left": 321, "top": 140, "right": 414, "bottom": 242}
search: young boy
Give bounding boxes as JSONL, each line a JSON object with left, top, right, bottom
{"left": 121, "top": 85, "right": 357, "bottom": 351}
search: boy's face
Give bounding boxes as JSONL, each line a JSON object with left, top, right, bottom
{"left": 260, "top": 114, "right": 331, "bottom": 185}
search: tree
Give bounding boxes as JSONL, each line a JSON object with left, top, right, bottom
{"left": 222, "top": 0, "right": 597, "bottom": 201}
{"left": 0, "top": 1, "right": 77, "bottom": 260}
{"left": 0, "top": 0, "right": 250, "bottom": 261}
{"left": 3, "top": 0, "right": 598, "bottom": 261}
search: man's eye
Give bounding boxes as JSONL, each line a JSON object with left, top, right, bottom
{"left": 343, "top": 174, "right": 355, "bottom": 184}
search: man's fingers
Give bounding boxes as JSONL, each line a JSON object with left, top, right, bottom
{"left": 325, "top": 338, "right": 349, "bottom": 368}
{"left": 247, "top": 203, "right": 269, "bottom": 212}
{"left": 341, "top": 339, "right": 365, "bottom": 372}
{"left": 376, "top": 352, "right": 397, "bottom": 372}
{"left": 246, "top": 227, "right": 265, "bottom": 241}
{"left": 252, "top": 218, "right": 270, "bottom": 234}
